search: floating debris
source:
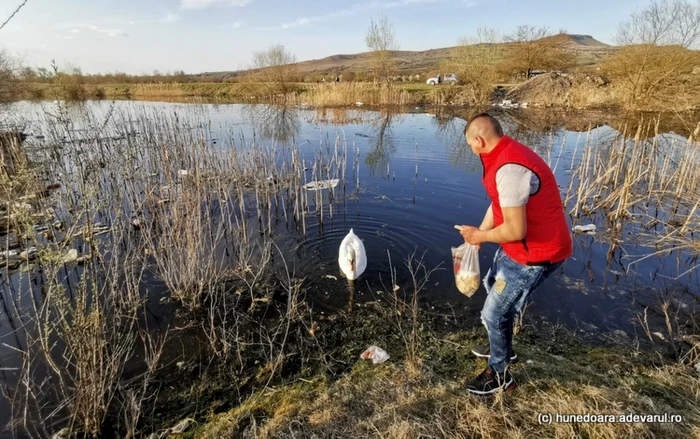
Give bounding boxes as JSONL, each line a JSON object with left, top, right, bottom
{"left": 324, "top": 274, "right": 338, "bottom": 280}
{"left": 62, "top": 249, "right": 78, "bottom": 264}
{"left": 573, "top": 224, "right": 596, "bottom": 234}
{"left": 20, "top": 247, "right": 39, "bottom": 260}
{"left": 302, "top": 179, "right": 339, "bottom": 191}
{"left": 1, "top": 249, "right": 19, "bottom": 258}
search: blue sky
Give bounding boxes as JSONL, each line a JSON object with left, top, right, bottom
{"left": 0, "top": 0, "right": 647, "bottom": 75}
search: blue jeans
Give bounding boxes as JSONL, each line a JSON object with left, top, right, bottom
{"left": 481, "top": 247, "right": 563, "bottom": 374}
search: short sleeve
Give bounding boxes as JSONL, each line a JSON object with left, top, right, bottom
{"left": 495, "top": 164, "right": 540, "bottom": 208}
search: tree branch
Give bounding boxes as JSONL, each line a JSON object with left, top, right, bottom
{"left": 0, "top": 0, "right": 28, "bottom": 32}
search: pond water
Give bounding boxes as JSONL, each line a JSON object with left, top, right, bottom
{"left": 0, "top": 101, "right": 698, "bottom": 435}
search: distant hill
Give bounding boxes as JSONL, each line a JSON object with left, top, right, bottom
{"left": 194, "top": 34, "right": 615, "bottom": 80}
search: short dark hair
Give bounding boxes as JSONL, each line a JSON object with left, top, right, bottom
{"left": 464, "top": 112, "right": 504, "bottom": 137}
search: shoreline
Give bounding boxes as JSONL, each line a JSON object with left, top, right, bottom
{"left": 12, "top": 81, "right": 699, "bottom": 112}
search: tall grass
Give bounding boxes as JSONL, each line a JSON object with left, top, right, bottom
{"left": 566, "top": 116, "right": 700, "bottom": 368}
{"left": 0, "top": 102, "right": 348, "bottom": 436}
{"left": 565, "top": 116, "right": 700, "bottom": 267}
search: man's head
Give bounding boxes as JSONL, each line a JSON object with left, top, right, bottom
{"left": 464, "top": 113, "right": 504, "bottom": 155}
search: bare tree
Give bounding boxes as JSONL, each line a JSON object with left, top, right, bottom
{"left": 502, "top": 25, "right": 575, "bottom": 79}
{"left": 251, "top": 44, "right": 297, "bottom": 91}
{"left": 606, "top": 0, "right": 700, "bottom": 108}
{"left": 365, "top": 14, "right": 399, "bottom": 81}
{"left": 449, "top": 28, "right": 505, "bottom": 104}
{"left": 615, "top": 0, "right": 700, "bottom": 48}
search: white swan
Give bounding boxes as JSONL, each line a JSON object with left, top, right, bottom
{"left": 338, "top": 228, "right": 367, "bottom": 280}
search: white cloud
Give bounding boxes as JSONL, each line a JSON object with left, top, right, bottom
{"left": 102, "top": 14, "right": 181, "bottom": 26}
{"left": 217, "top": 20, "right": 244, "bottom": 29}
{"left": 57, "top": 24, "right": 128, "bottom": 38}
{"left": 181, "top": 0, "right": 251, "bottom": 10}
{"left": 257, "top": 0, "right": 462, "bottom": 31}
{"left": 162, "top": 14, "right": 181, "bottom": 23}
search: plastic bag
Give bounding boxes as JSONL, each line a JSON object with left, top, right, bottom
{"left": 360, "top": 346, "right": 390, "bottom": 364}
{"left": 451, "top": 242, "right": 481, "bottom": 297}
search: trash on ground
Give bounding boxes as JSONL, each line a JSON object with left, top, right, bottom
{"left": 324, "top": 274, "right": 338, "bottom": 280}
{"left": 303, "top": 179, "right": 339, "bottom": 191}
{"left": 573, "top": 224, "right": 596, "bottom": 234}
{"left": 170, "top": 418, "right": 195, "bottom": 434}
{"left": 360, "top": 346, "right": 390, "bottom": 364}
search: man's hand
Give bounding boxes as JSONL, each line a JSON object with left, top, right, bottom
{"left": 458, "top": 225, "right": 483, "bottom": 248}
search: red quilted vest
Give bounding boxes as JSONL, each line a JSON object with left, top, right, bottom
{"left": 481, "top": 135, "right": 572, "bottom": 265}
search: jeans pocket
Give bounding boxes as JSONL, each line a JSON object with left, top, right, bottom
{"left": 492, "top": 258, "right": 544, "bottom": 311}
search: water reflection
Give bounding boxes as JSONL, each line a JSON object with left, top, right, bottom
{"left": 365, "top": 110, "right": 400, "bottom": 177}
{"left": 431, "top": 112, "right": 482, "bottom": 173}
{"left": 244, "top": 104, "right": 300, "bottom": 144}
{"left": 309, "top": 108, "right": 367, "bottom": 126}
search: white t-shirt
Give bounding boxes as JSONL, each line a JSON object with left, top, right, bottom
{"left": 496, "top": 164, "right": 540, "bottom": 207}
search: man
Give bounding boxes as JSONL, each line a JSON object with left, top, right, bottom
{"left": 459, "top": 113, "right": 572, "bottom": 395}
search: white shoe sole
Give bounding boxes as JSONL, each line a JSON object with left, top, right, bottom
{"left": 471, "top": 350, "right": 518, "bottom": 362}
{"left": 467, "top": 377, "right": 516, "bottom": 395}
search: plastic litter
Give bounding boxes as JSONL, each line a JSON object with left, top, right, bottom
{"left": 451, "top": 226, "right": 481, "bottom": 297}
{"left": 573, "top": 224, "right": 596, "bottom": 234}
{"left": 303, "top": 179, "right": 339, "bottom": 191}
{"left": 360, "top": 346, "right": 390, "bottom": 364}
{"left": 170, "top": 418, "right": 195, "bottom": 434}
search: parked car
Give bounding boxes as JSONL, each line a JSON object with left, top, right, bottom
{"left": 426, "top": 73, "right": 458, "bottom": 85}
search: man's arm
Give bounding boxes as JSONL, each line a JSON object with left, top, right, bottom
{"left": 479, "top": 204, "right": 494, "bottom": 231}
{"left": 478, "top": 206, "right": 526, "bottom": 244}
{"left": 460, "top": 164, "right": 533, "bottom": 245}
{"left": 460, "top": 206, "right": 527, "bottom": 245}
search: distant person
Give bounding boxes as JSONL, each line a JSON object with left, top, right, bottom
{"left": 458, "top": 113, "right": 572, "bottom": 395}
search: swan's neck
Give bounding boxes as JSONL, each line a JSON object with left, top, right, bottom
{"left": 346, "top": 246, "right": 356, "bottom": 271}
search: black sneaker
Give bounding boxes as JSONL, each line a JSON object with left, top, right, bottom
{"left": 466, "top": 367, "right": 516, "bottom": 395}
{"left": 471, "top": 344, "right": 519, "bottom": 363}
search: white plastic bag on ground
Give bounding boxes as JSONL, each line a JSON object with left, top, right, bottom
{"left": 360, "top": 346, "right": 390, "bottom": 364}
{"left": 451, "top": 242, "right": 481, "bottom": 297}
